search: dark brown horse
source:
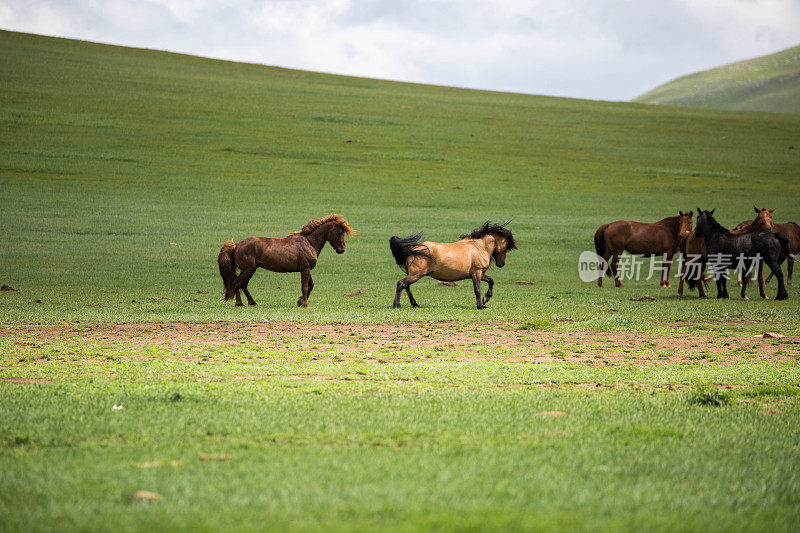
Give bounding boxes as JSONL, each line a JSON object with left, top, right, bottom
{"left": 390, "top": 221, "right": 517, "bottom": 309}
{"left": 734, "top": 220, "right": 799, "bottom": 286}
{"left": 594, "top": 211, "right": 693, "bottom": 288}
{"left": 679, "top": 206, "right": 774, "bottom": 299}
{"left": 764, "top": 222, "right": 800, "bottom": 285}
{"left": 218, "top": 214, "right": 352, "bottom": 307}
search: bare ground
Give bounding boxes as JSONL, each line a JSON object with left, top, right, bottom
{"left": 1, "top": 321, "right": 797, "bottom": 366}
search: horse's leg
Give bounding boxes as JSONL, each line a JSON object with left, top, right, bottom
{"left": 597, "top": 249, "right": 611, "bottom": 287}
{"left": 716, "top": 274, "right": 729, "bottom": 299}
{"left": 404, "top": 284, "right": 419, "bottom": 308}
{"left": 394, "top": 273, "right": 424, "bottom": 308}
{"left": 677, "top": 256, "right": 685, "bottom": 297}
{"left": 297, "top": 269, "right": 311, "bottom": 307}
{"left": 763, "top": 259, "right": 788, "bottom": 300}
{"left": 788, "top": 255, "right": 794, "bottom": 285}
{"left": 661, "top": 253, "right": 672, "bottom": 288}
{"left": 232, "top": 264, "right": 257, "bottom": 307}
{"left": 236, "top": 267, "right": 257, "bottom": 306}
{"left": 697, "top": 261, "right": 708, "bottom": 298}
{"left": 757, "top": 260, "right": 767, "bottom": 299}
{"left": 740, "top": 267, "right": 750, "bottom": 300}
{"left": 241, "top": 283, "right": 257, "bottom": 306}
{"left": 481, "top": 274, "right": 494, "bottom": 306}
{"left": 472, "top": 272, "right": 486, "bottom": 309}
{"left": 609, "top": 252, "right": 623, "bottom": 288}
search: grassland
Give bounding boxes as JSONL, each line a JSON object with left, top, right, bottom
{"left": 634, "top": 45, "right": 800, "bottom": 114}
{"left": 1, "top": 30, "right": 800, "bottom": 329}
{"left": 1, "top": 30, "right": 800, "bottom": 531}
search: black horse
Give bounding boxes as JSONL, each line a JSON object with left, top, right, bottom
{"left": 694, "top": 208, "right": 789, "bottom": 300}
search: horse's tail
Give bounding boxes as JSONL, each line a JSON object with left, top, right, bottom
{"left": 594, "top": 224, "right": 611, "bottom": 277}
{"left": 389, "top": 233, "right": 432, "bottom": 274}
{"left": 218, "top": 240, "right": 238, "bottom": 300}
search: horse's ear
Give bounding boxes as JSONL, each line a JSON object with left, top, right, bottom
{"left": 769, "top": 208, "right": 775, "bottom": 213}
{"left": 696, "top": 207, "right": 702, "bottom": 215}
{"left": 688, "top": 210, "right": 693, "bottom": 217}
{"left": 754, "top": 205, "right": 759, "bottom": 213}
{"left": 710, "top": 208, "right": 716, "bottom": 215}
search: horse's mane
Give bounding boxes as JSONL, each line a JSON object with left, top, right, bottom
{"left": 291, "top": 214, "right": 353, "bottom": 236}
{"left": 460, "top": 221, "right": 518, "bottom": 249}
{"left": 702, "top": 211, "right": 731, "bottom": 234}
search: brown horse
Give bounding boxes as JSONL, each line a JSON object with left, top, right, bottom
{"left": 679, "top": 206, "right": 773, "bottom": 299}
{"left": 594, "top": 211, "right": 693, "bottom": 288}
{"left": 218, "top": 214, "right": 352, "bottom": 307}
{"left": 390, "top": 221, "right": 517, "bottom": 309}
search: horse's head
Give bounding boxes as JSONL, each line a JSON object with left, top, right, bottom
{"left": 678, "top": 210, "right": 693, "bottom": 239}
{"left": 492, "top": 233, "right": 518, "bottom": 268}
{"left": 694, "top": 207, "right": 715, "bottom": 237}
{"left": 326, "top": 219, "right": 352, "bottom": 254}
{"left": 754, "top": 205, "right": 775, "bottom": 230}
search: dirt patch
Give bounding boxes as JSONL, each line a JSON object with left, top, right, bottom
{"left": 2, "top": 321, "right": 797, "bottom": 366}
{"left": 0, "top": 377, "right": 52, "bottom": 383}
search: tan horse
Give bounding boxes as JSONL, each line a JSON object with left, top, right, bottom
{"left": 594, "top": 211, "right": 693, "bottom": 288}
{"left": 679, "top": 206, "right": 773, "bottom": 299}
{"left": 218, "top": 214, "right": 352, "bottom": 307}
{"left": 390, "top": 221, "right": 517, "bottom": 309}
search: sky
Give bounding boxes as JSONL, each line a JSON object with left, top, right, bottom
{"left": 1, "top": 0, "right": 799, "bottom": 101}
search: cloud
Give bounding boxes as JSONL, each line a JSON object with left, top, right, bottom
{"left": 1, "top": 0, "right": 798, "bottom": 100}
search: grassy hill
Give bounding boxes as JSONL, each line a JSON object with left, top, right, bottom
{"left": 0, "top": 29, "right": 799, "bottom": 328}
{"left": 634, "top": 45, "right": 800, "bottom": 114}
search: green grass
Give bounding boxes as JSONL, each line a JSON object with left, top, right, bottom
{"left": 2, "top": 30, "right": 800, "bottom": 531}
{"left": 1, "top": 30, "right": 799, "bottom": 329}
{"left": 634, "top": 45, "right": 800, "bottom": 114}
{"left": 2, "top": 339, "right": 800, "bottom": 532}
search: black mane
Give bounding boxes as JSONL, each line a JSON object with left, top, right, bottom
{"left": 700, "top": 210, "right": 731, "bottom": 235}
{"left": 460, "top": 221, "right": 517, "bottom": 250}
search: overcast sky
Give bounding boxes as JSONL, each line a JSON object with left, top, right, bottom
{"left": 2, "top": 0, "right": 799, "bottom": 101}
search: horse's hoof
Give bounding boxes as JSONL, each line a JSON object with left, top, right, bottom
{"left": 742, "top": 296, "right": 749, "bottom": 300}
{"left": 248, "top": 302, "right": 257, "bottom": 307}
{"left": 235, "top": 303, "right": 244, "bottom": 307}
{"left": 411, "top": 304, "right": 419, "bottom": 308}
{"left": 392, "top": 303, "right": 401, "bottom": 308}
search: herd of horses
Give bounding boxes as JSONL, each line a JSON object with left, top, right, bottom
{"left": 595, "top": 206, "right": 799, "bottom": 301}
{"left": 217, "top": 208, "right": 798, "bottom": 309}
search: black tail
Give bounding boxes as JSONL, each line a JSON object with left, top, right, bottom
{"left": 594, "top": 225, "right": 611, "bottom": 277}
{"left": 218, "top": 240, "right": 238, "bottom": 300}
{"left": 389, "top": 233, "right": 432, "bottom": 273}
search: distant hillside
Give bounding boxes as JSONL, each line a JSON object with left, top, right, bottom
{"left": 634, "top": 45, "right": 800, "bottom": 114}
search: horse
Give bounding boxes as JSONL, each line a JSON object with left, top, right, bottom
{"left": 218, "top": 214, "right": 352, "bottom": 307}
{"left": 694, "top": 208, "right": 789, "bottom": 300}
{"left": 679, "top": 205, "right": 774, "bottom": 299}
{"left": 764, "top": 222, "right": 800, "bottom": 285}
{"left": 594, "top": 211, "right": 693, "bottom": 288}
{"left": 389, "top": 221, "right": 517, "bottom": 309}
